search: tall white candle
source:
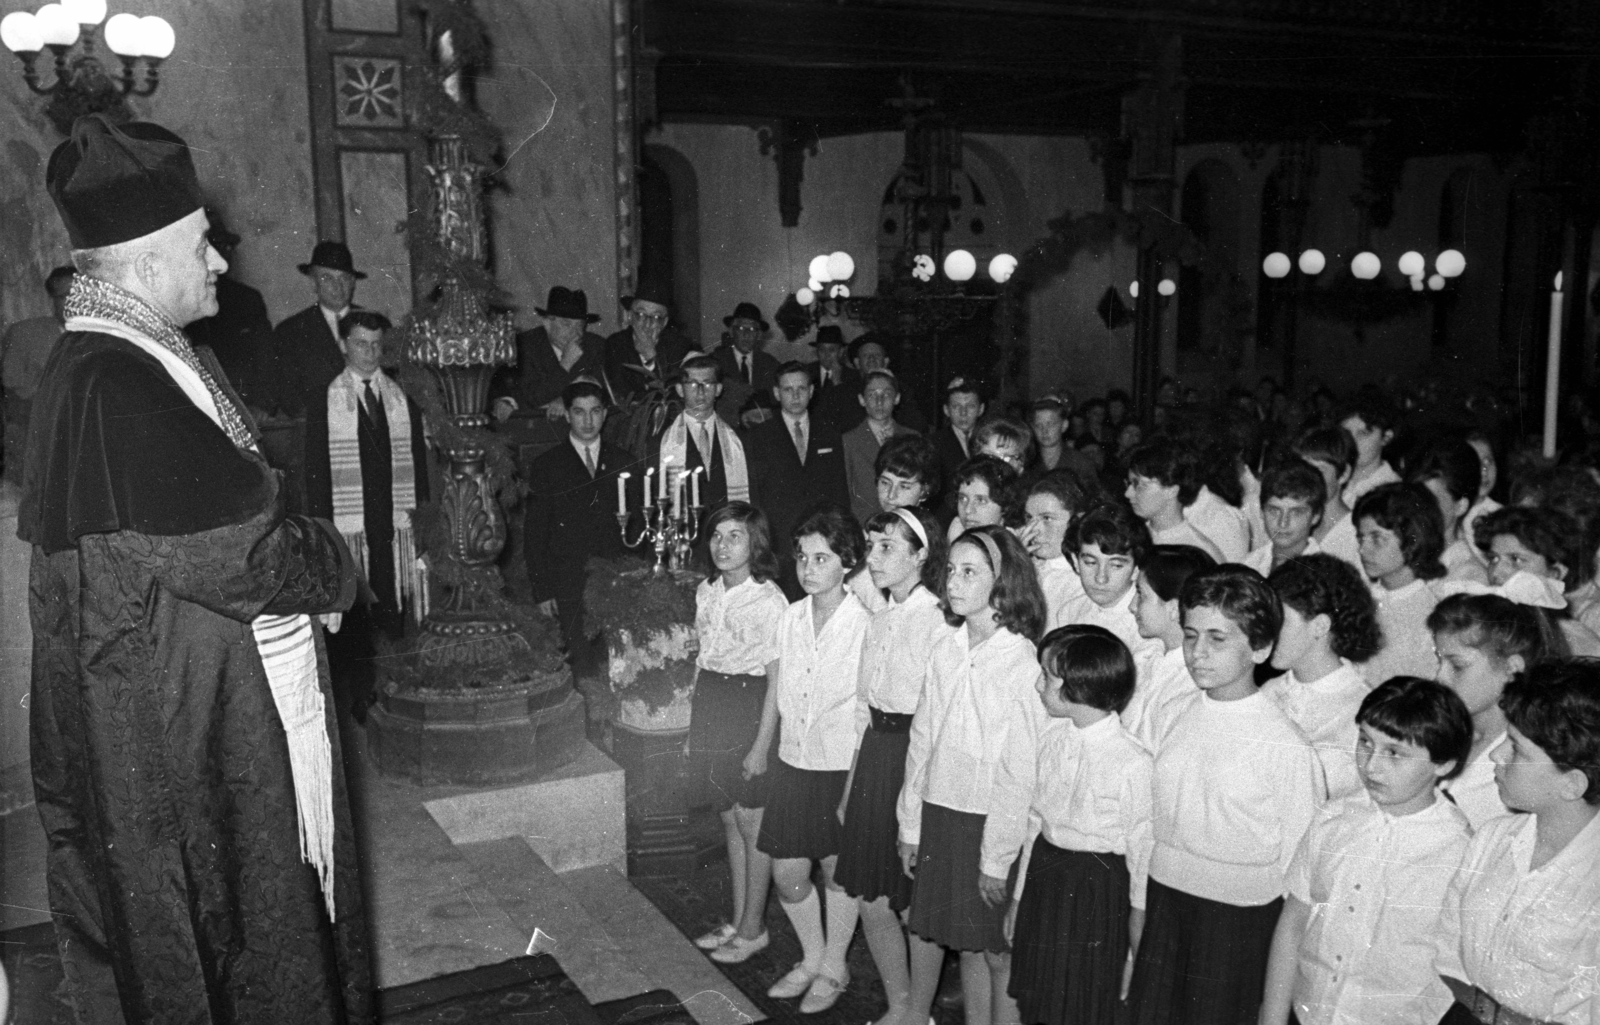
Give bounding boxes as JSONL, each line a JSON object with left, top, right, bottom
{"left": 691, "top": 466, "right": 701, "bottom": 508}
{"left": 616, "top": 471, "right": 630, "bottom": 515}
{"left": 674, "top": 474, "right": 684, "bottom": 516}
{"left": 1544, "top": 271, "right": 1564, "bottom": 459}
{"left": 659, "top": 457, "right": 671, "bottom": 500}
{"left": 644, "top": 467, "right": 655, "bottom": 505}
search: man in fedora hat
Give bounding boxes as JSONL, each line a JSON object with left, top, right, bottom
{"left": 21, "top": 114, "right": 368, "bottom": 1023}
{"left": 273, "top": 240, "right": 367, "bottom": 418}
{"left": 491, "top": 285, "right": 609, "bottom": 422}
{"left": 712, "top": 300, "right": 779, "bottom": 426}
{"left": 603, "top": 279, "right": 698, "bottom": 404}
{"left": 807, "top": 324, "right": 862, "bottom": 436}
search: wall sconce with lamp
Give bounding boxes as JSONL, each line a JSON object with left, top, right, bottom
{"left": 2, "top": 0, "right": 173, "bottom": 135}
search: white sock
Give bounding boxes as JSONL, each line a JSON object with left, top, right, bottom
{"left": 781, "top": 888, "right": 825, "bottom": 970}
{"left": 821, "top": 885, "right": 860, "bottom": 979}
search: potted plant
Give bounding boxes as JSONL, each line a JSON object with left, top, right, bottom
{"left": 582, "top": 556, "right": 700, "bottom": 733}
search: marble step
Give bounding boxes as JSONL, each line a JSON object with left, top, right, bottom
{"left": 456, "top": 836, "right": 760, "bottom": 1025}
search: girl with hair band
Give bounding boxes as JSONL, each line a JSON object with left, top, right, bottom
{"left": 1428, "top": 589, "right": 1565, "bottom": 829}
{"left": 1127, "top": 544, "right": 1217, "bottom": 750}
{"left": 687, "top": 502, "right": 790, "bottom": 963}
{"left": 836, "top": 507, "right": 951, "bottom": 1025}
{"left": 746, "top": 504, "right": 873, "bottom": 1012}
{"left": 898, "top": 525, "right": 1048, "bottom": 1025}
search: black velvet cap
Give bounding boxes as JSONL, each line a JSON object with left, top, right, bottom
{"left": 46, "top": 115, "right": 204, "bottom": 248}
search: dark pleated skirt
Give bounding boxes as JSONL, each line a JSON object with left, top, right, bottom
{"left": 906, "top": 802, "right": 1015, "bottom": 953}
{"left": 835, "top": 711, "right": 915, "bottom": 910}
{"left": 1127, "top": 877, "right": 1283, "bottom": 1025}
{"left": 687, "top": 669, "right": 769, "bottom": 810}
{"left": 756, "top": 758, "right": 849, "bottom": 860}
{"left": 1008, "top": 838, "right": 1130, "bottom": 1025}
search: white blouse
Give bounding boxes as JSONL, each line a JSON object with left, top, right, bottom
{"left": 1317, "top": 513, "right": 1363, "bottom": 575}
{"left": 1360, "top": 580, "right": 1439, "bottom": 686}
{"left": 1261, "top": 660, "right": 1369, "bottom": 801}
{"left": 1186, "top": 486, "right": 1252, "bottom": 563}
{"left": 898, "top": 625, "right": 1042, "bottom": 879}
{"left": 1151, "top": 520, "right": 1225, "bottom": 563}
{"left": 695, "top": 575, "right": 789, "bottom": 675}
{"left": 774, "top": 592, "right": 873, "bottom": 771}
{"left": 857, "top": 585, "right": 951, "bottom": 726}
{"left": 1020, "top": 714, "right": 1154, "bottom": 910}
{"left": 1287, "top": 793, "right": 1473, "bottom": 1025}
{"left": 1439, "top": 732, "right": 1513, "bottom": 830}
{"left": 1435, "top": 810, "right": 1600, "bottom": 1025}
{"left": 1051, "top": 585, "right": 1162, "bottom": 663}
{"left": 1035, "top": 555, "right": 1086, "bottom": 626}
{"left": 1124, "top": 645, "right": 1198, "bottom": 752}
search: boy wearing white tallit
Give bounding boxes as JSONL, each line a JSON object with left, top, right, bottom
{"left": 653, "top": 353, "right": 750, "bottom": 509}
{"left": 307, "top": 309, "right": 430, "bottom": 720}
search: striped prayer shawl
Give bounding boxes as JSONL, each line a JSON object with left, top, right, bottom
{"left": 326, "top": 367, "right": 424, "bottom": 620}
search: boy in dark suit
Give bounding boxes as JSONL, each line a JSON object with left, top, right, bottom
{"left": 524, "top": 379, "right": 637, "bottom": 673}
{"left": 744, "top": 361, "right": 850, "bottom": 597}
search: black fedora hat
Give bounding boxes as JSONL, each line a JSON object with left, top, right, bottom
{"left": 723, "top": 301, "right": 768, "bottom": 331}
{"left": 810, "top": 325, "right": 846, "bottom": 348}
{"left": 621, "top": 277, "right": 672, "bottom": 310}
{"left": 536, "top": 286, "right": 601, "bottom": 323}
{"left": 298, "top": 240, "right": 367, "bottom": 280}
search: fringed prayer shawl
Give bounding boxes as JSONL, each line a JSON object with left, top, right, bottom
{"left": 659, "top": 411, "right": 749, "bottom": 501}
{"left": 62, "top": 275, "right": 339, "bottom": 921}
{"left": 326, "top": 367, "right": 426, "bottom": 621}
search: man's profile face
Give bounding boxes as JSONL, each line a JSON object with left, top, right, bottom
{"left": 344, "top": 326, "right": 384, "bottom": 377}
{"left": 567, "top": 395, "right": 607, "bottom": 443}
{"left": 312, "top": 267, "right": 355, "bottom": 312}
{"left": 152, "top": 208, "right": 227, "bottom": 326}
{"left": 774, "top": 370, "right": 814, "bottom": 417}
{"left": 729, "top": 317, "right": 762, "bottom": 354}
{"left": 676, "top": 366, "right": 722, "bottom": 417}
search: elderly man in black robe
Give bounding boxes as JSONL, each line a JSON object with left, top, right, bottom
{"left": 20, "top": 115, "right": 370, "bottom": 1024}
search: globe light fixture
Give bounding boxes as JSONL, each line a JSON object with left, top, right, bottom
{"left": 796, "top": 287, "right": 815, "bottom": 306}
{"left": 1397, "top": 251, "right": 1425, "bottom": 277}
{"left": 808, "top": 254, "right": 833, "bottom": 284}
{"left": 1351, "top": 252, "right": 1381, "bottom": 280}
{"left": 3, "top": 1, "right": 172, "bottom": 132}
{"left": 1157, "top": 278, "right": 1176, "bottom": 297}
{"left": 943, "top": 249, "right": 977, "bottom": 282}
{"left": 1128, "top": 281, "right": 1140, "bottom": 298}
{"left": 1436, "top": 249, "right": 1466, "bottom": 279}
{"left": 1298, "top": 249, "right": 1326, "bottom": 275}
{"left": 1262, "top": 252, "right": 1291, "bottom": 279}
{"left": 826, "top": 251, "right": 854, "bottom": 281}
{"left": 1428, "top": 274, "right": 1446, "bottom": 291}
{"left": 988, "top": 253, "right": 1017, "bottom": 284}
{"left": 828, "top": 284, "right": 850, "bottom": 299}
{"left": 911, "top": 255, "right": 936, "bottom": 282}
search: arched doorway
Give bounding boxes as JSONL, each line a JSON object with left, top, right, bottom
{"left": 639, "top": 144, "right": 702, "bottom": 344}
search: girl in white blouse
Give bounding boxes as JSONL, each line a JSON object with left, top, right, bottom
{"left": 836, "top": 507, "right": 949, "bottom": 1025}
{"left": 1126, "top": 544, "right": 1216, "bottom": 751}
{"left": 897, "top": 525, "right": 1047, "bottom": 1025}
{"left": 745, "top": 505, "right": 873, "bottom": 1013}
{"left": 686, "top": 502, "right": 790, "bottom": 964}
{"left": 1008, "top": 625, "right": 1153, "bottom": 1025}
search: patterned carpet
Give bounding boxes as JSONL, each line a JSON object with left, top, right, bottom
{"left": 632, "top": 857, "right": 968, "bottom": 1025}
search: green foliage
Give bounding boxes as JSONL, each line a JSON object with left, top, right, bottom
{"left": 583, "top": 557, "right": 699, "bottom": 637}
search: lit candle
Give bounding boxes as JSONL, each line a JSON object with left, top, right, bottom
{"left": 643, "top": 467, "right": 655, "bottom": 506}
{"left": 1544, "top": 271, "right": 1564, "bottom": 458}
{"left": 691, "top": 466, "right": 701, "bottom": 508}
{"left": 616, "top": 471, "right": 630, "bottom": 516}
{"left": 659, "top": 457, "right": 671, "bottom": 500}
{"left": 674, "top": 474, "right": 685, "bottom": 515}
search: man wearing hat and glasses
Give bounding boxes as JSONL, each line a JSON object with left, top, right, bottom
{"left": 273, "top": 239, "right": 367, "bottom": 418}
{"left": 21, "top": 115, "right": 369, "bottom": 1023}
{"left": 603, "top": 279, "right": 697, "bottom": 404}
{"left": 712, "top": 300, "right": 779, "bottom": 427}
{"left": 491, "top": 286, "right": 610, "bottom": 422}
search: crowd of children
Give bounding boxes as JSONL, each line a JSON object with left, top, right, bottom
{"left": 678, "top": 379, "right": 1598, "bottom": 1025}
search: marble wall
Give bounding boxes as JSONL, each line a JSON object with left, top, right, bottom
{"left": 0, "top": 0, "right": 320, "bottom": 328}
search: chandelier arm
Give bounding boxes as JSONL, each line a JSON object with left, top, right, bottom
{"left": 16, "top": 50, "right": 56, "bottom": 95}
{"left": 126, "top": 57, "right": 159, "bottom": 97}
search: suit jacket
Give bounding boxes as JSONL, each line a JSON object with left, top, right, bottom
{"left": 273, "top": 304, "right": 350, "bottom": 417}
{"left": 603, "top": 326, "right": 697, "bottom": 404}
{"left": 933, "top": 423, "right": 972, "bottom": 516}
{"left": 524, "top": 437, "right": 635, "bottom": 604}
{"left": 713, "top": 345, "right": 779, "bottom": 424}
{"left": 302, "top": 370, "right": 429, "bottom": 523}
{"left": 188, "top": 276, "right": 278, "bottom": 414}
{"left": 646, "top": 412, "right": 743, "bottom": 512}
{"left": 842, "top": 419, "right": 919, "bottom": 525}
{"left": 809, "top": 364, "right": 863, "bottom": 436}
{"left": 491, "top": 326, "right": 609, "bottom": 413}
{"left": 746, "top": 414, "right": 849, "bottom": 594}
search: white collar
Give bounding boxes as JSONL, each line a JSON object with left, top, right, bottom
{"left": 783, "top": 411, "right": 809, "bottom": 430}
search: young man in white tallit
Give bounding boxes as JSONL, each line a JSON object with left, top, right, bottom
{"left": 307, "top": 309, "right": 430, "bottom": 722}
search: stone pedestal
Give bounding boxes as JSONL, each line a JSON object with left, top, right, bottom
{"left": 368, "top": 675, "right": 587, "bottom": 786}
{"left": 610, "top": 721, "right": 697, "bottom": 877}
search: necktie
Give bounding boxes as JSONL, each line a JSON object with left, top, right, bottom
{"left": 693, "top": 420, "right": 710, "bottom": 463}
{"left": 363, "top": 379, "right": 384, "bottom": 423}
{"left": 583, "top": 444, "right": 596, "bottom": 478}
{"left": 792, "top": 418, "right": 806, "bottom": 464}
{"left": 740, "top": 354, "right": 751, "bottom": 384}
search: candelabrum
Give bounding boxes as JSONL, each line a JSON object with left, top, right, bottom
{"left": 616, "top": 468, "right": 703, "bottom": 574}
{"left": 2, "top": 2, "right": 172, "bottom": 135}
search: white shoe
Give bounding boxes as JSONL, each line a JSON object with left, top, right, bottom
{"left": 694, "top": 923, "right": 736, "bottom": 950}
{"left": 767, "top": 962, "right": 819, "bottom": 999}
{"left": 799, "top": 969, "right": 849, "bottom": 1014}
{"left": 709, "top": 930, "right": 770, "bottom": 963}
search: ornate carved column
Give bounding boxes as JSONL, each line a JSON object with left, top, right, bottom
{"left": 1124, "top": 31, "right": 1184, "bottom": 423}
